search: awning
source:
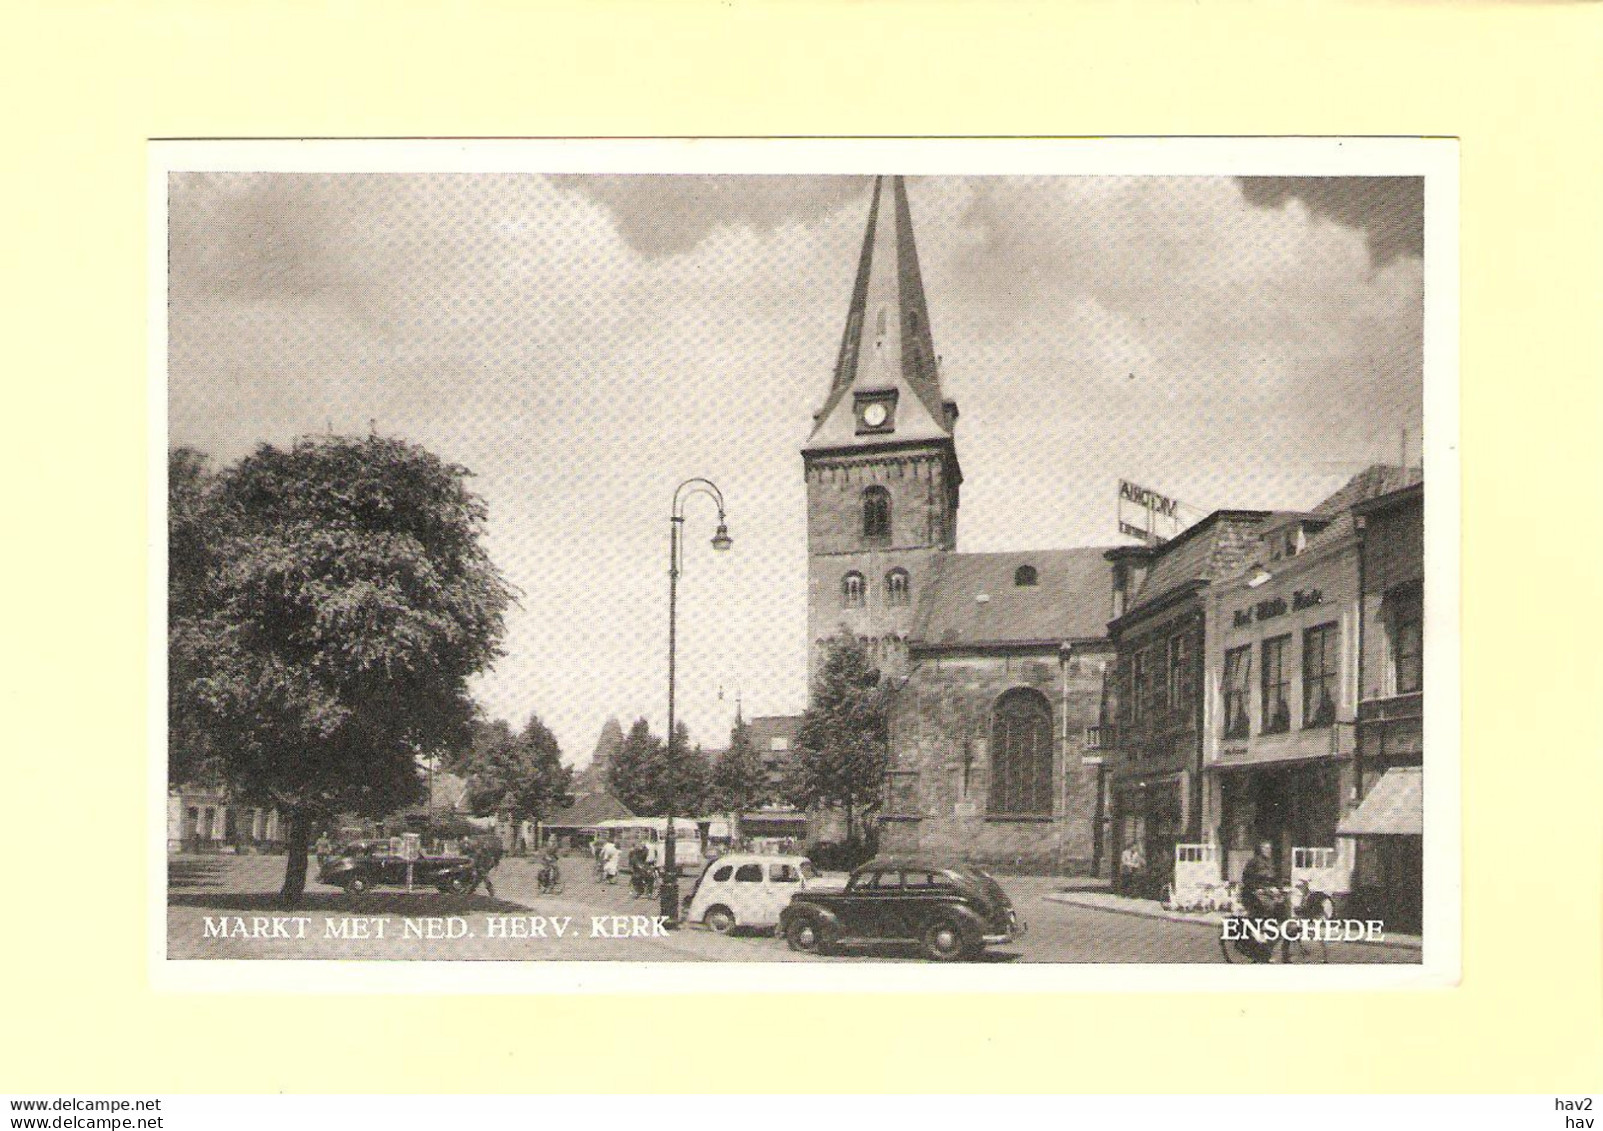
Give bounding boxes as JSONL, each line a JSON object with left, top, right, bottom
{"left": 1338, "top": 767, "right": 1422, "bottom": 837}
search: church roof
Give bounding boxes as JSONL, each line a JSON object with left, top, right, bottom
{"left": 804, "top": 176, "right": 955, "bottom": 454}
{"left": 910, "top": 549, "right": 1117, "bottom": 650}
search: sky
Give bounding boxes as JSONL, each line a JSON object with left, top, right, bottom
{"left": 167, "top": 172, "right": 1424, "bottom": 766}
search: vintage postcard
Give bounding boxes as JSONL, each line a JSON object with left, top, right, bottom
{"left": 151, "top": 138, "right": 1458, "bottom": 992}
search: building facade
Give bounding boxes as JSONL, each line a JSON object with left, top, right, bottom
{"left": 1198, "top": 466, "right": 1419, "bottom": 897}
{"left": 167, "top": 785, "right": 283, "bottom": 854}
{"left": 1201, "top": 510, "right": 1360, "bottom": 885}
{"left": 1104, "top": 512, "right": 1268, "bottom": 896}
{"left": 1343, "top": 480, "right": 1425, "bottom": 932}
{"left": 881, "top": 551, "right": 1114, "bottom": 872}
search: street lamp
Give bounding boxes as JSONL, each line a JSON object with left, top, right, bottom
{"left": 661, "top": 477, "right": 732, "bottom": 926}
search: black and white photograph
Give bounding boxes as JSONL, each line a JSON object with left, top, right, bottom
{"left": 155, "top": 141, "right": 1456, "bottom": 985}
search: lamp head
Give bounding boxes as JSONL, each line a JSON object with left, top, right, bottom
{"left": 710, "top": 522, "right": 733, "bottom": 553}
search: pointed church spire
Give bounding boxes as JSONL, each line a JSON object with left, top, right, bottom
{"left": 805, "top": 176, "right": 956, "bottom": 452}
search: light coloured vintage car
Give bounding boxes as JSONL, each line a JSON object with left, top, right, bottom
{"left": 683, "top": 853, "right": 843, "bottom": 934}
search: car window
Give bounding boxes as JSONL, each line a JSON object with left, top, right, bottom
{"left": 868, "top": 871, "right": 901, "bottom": 890}
{"left": 712, "top": 865, "right": 734, "bottom": 882}
{"left": 770, "top": 863, "right": 800, "bottom": 883}
{"left": 847, "top": 871, "right": 876, "bottom": 892}
{"left": 734, "top": 864, "right": 764, "bottom": 883}
{"left": 902, "top": 871, "right": 936, "bottom": 889}
{"left": 799, "top": 861, "right": 820, "bottom": 880}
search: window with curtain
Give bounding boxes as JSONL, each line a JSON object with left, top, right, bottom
{"left": 1261, "top": 635, "right": 1291, "bottom": 734}
{"left": 1222, "top": 645, "right": 1252, "bottom": 739}
{"left": 1301, "top": 621, "right": 1339, "bottom": 728}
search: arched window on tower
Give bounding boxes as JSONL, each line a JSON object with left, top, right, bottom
{"left": 862, "top": 486, "right": 891, "bottom": 542}
{"left": 1014, "top": 564, "right": 1038, "bottom": 587}
{"left": 841, "top": 571, "right": 865, "bottom": 609}
{"left": 885, "top": 568, "right": 911, "bottom": 607}
{"left": 989, "top": 688, "right": 1054, "bottom": 817}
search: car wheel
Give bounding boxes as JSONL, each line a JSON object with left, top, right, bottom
{"left": 446, "top": 875, "right": 474, "bottom": 896}
{"left": 921, "top": 919, "right": 972, "bottom": 962}
{"left": 704, "top": 906, "right": 736, "bottom": 935}
{"left": 785, "top": 915, "right": 828, "bottom": 955}
{"left": 345, "top": 877, "right": 369, "bottom": 896}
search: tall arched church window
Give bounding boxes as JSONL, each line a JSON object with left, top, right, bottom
{"left": 885, "top": 568, "right": 911, "bottom": 606}
{"left": 841, "top": 571, "right": 865, "bottom": 608}
{"left": 862, "top": 486, "right": 891, "bottom": 542}
{"left": 989, "top": 688, "right": 1054, "bottom": 817}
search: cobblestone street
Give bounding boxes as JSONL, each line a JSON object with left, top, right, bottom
{"left": 168, "top": 855, "right": 1417, "bottom": 963}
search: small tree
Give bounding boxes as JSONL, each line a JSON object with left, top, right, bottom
{"left": 461, "top": 713, "right": 574, "bottom": 832}
{"left": 607, "top": 718, "right": 665, "bottom": 817}
{"left": 784, "top": 631, "right": 889, "bottom": 842}
{"left": 711, "top": 716, "right": 769, "bottom": 828}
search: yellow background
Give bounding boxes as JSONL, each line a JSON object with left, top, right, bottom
{"left": 2, "top": 0, "right": 1600, "bottom": 1094}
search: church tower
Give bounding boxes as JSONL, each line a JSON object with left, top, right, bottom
{"left": 803, "top": 176, "right": 961, "bottom": 684}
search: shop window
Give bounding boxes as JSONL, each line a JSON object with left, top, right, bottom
{"left": 1260, "top": 635, "right": 1291, "bottom": 734}
{"left": 1223, "top": 645, "right": 1252, "bottom": 739}
{"left": 989, "top": 688, "right": 1054, "bottom": 817}
{"left": 1389, "top": 584, "right": 1423, "bottom": 695}
{"left": 862, "top": 486, "right": 891, "bottom": 542}
{"left": 841, "top": 571, "right": 865, "bottom": 608}
{"left": 885, "top": 568, "right": 911, "bottom": 606}
{"left": 1301, "top": 622, "right": 1340, "bottom": 728}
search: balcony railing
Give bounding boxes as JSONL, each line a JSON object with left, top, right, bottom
{"left": 1084, "top": 724, "right": 1118, "bottom": 752}
{"left": 1358, "top": 691, "right": 1423, "bottom": 724}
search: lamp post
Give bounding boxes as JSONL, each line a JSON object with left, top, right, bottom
{"left": 661, "top": 477, "right": 733, "bottom": 926}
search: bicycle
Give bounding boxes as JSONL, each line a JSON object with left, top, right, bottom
{"left": 537, "top": 858, "right": 565, "bottom": 896}
{"left": 1219, "top": 881, "right": 1331, "bottom": 964}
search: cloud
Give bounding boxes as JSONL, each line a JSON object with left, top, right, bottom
{"left": 167, "top": 172, "right": 1424, "bottom": 759}
{"left": 550, "top": 174, "right": 870, "bottom": 258}
{"left": 1237, "top": 176, "right": 1424, "bottom": 266}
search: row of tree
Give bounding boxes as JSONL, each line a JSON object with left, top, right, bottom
{"left": 601, "top": 632, "right": 890, "bottom": 843}
{"left": 169, "top": 433, "right": 891, "bottom": 907}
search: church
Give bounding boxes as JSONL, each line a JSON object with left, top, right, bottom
{"left": 802, "top": 177, "right": 1116, "bottom": 873}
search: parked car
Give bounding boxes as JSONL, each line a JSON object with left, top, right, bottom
{"left": 317, "top": 840, "right": 481, "bottom": 895}
{"left": 778, "top": 856, "right": 1025, "bottom": 961}
{"left": 683, "top": 853, "right": 843, "bottom": 934}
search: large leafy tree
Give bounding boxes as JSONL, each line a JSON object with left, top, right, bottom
{"left": 606, "top": 718, "right": 711, "bottom": 817}
{"left": 168, "top": 434, "right": 514, "bottom": 904}
{"left": 711, "top": 715, "right": 769, "bottom": 823}
{"left": 460, "top": 713, "right": 574, "bottom": 827}
{"left": 784, "top": 632, "right": 889, "bottom": 842}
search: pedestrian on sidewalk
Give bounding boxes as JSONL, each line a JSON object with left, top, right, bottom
{"left": 1120, "top": 841, "right": 1146, "bottom": 897}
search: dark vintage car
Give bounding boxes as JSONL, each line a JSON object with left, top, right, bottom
{"left": 777, "top": 856, "right": 1025, "bottom": 961}
{"left": 317, "top": 841, "right": 481, "bottom": 896}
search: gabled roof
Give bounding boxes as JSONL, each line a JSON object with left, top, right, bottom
{"left": 1118, "top": 511, "right": 1271, "bottom": 625}
{"left": 1300, "top": 464, "right": 1423, "bottom": 554}
{"left": 911, "top": 548, "right": 1116, "bottom": 650}
{"left": 804, "top": 176, "right": 955, "bottom": 454}
{"left": 547, "top": 785, "right": 636, "bottom": 829}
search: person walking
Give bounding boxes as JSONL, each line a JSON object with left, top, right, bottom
{"left": 600, "top": 839, "right": 620, "bottom": 885}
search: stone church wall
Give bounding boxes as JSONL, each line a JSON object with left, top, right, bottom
{"left": 880, "top": 647, "right": 1109, "bottom": 872}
